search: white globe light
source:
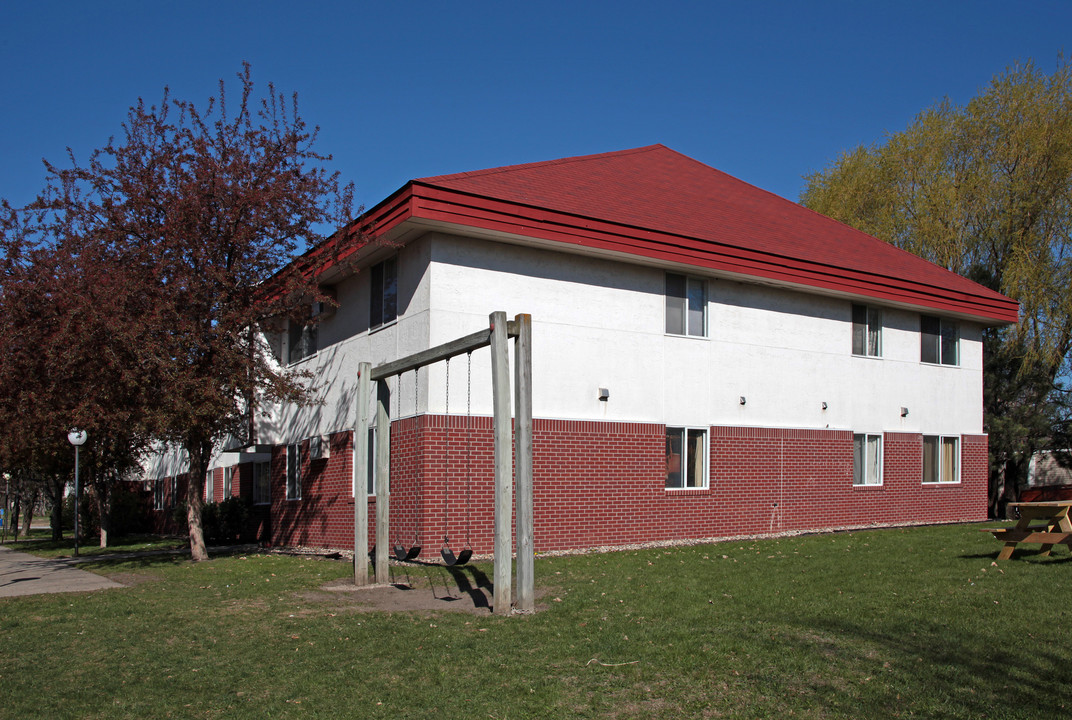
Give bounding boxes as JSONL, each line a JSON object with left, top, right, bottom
{"left": 67, "top": 429, "right": 87, "bottom": 446}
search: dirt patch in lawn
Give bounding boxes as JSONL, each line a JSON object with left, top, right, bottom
{"left": 313, "top": 561, "right": 546, "bottom": 616}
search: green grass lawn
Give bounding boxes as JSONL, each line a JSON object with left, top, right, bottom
{"left": 1, "top": 523, "right": 1069, "bottom": 719}
{"left": 1, "top": 529, "right": 188, "bottom": 558}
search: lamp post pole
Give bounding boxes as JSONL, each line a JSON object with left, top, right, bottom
{"left": 67, "top": 429, "right": 87, "bottom": 557}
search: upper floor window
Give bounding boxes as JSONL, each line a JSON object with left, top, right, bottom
{"left": 852, "top": 304, "right": 882, "bottom": 357}
{"left": 370, "top": 257, "right": 398, "bottom": 329}
{"left": 921, "top": 315, "right": 958, "bottom": 365}
{"left": 665, "top": 273, "right": 706, "bottom": 337}
{"left": 287, "top": 310, "right": 318, "bottom": 364}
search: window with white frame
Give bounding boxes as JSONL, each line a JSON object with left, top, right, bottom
{"left": 665, "top": 427, "right": 707, "bottom": 489}
{"left": 852, "top": 304, "right": 882, "bottom": 357}
{"left": 252, "top": 461, "right": 271, "bottom": 504}
{"left": 370, "top": 257, "right": 398, "bottom": 329}
{"left": 205, "top": 470, "right": 214, "bottom": 503}
{"left": 286, "top": 443, "right": 302, "bottom": 500}
{"left": 922, "top": 435, "right": 960, "bottom": 484}
{"left": 665, "top": 273, "right": 706, "bottom": 337}
{"left": 287, "top": 307, "right": 318, "bottom": 364}
{"left": 223, "top": 465, "right": 233, "bottom": 499}
{"left": 170, "top": 477, "right": 178, "bottom": 508}
{"left": 153, "top": 479, "right": 165, "bottom": 510}
{"left": 853, "top": 433, "right": 883, "bottom": 486}
{"left": 921, "top": 315, "right": 958, "bottom": 365}
{"left": 352, "top": 427, "right": 377, "bottom": 498}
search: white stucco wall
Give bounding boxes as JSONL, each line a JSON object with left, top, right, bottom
{"left": 423, "top": 233, "right": 984, "bottom": 436}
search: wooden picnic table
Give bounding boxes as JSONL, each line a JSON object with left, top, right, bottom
{"left": 984, "top": 501, "right": 1072, "bottom": 560}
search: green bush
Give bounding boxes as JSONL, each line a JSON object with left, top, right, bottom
{"left": 174, "top": 497, "right": 254, "bottom": 544}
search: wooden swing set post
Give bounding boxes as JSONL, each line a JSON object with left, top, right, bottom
{"left": 355, "top": 311, "right": 534, "bottom": 614}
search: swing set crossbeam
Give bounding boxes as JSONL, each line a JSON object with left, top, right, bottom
{"left": 369, "top": 321, "right": 522, "bottom": 381}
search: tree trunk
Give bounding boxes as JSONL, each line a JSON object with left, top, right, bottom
{"left": 11, "top": 491, "right": 21, "bottom": 544}
{"left": 186, "top": 438, "right": 211, "bottom": 562}
{"left": 48, "top": 479, "right": 63, "bottom": 542}
{"left": 97, "top": 481, "right": 112, "bottom": 548}
{"left": 20, "top": 488, "right": 37, "bottom": 538}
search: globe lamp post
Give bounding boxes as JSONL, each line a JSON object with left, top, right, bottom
{"left": 67, "top": 429, "right": 87, "bottom": 556}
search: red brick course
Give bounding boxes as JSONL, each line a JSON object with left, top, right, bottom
{"left": 146, "top": 420, "right": 988, "bottom": 554}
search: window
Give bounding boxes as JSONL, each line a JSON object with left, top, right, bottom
{"left": 287, "top": 308, "right": 318, "bottom": 364}
{"left": 223, "top": 465, "right": 233, "bottom": 498}
{"left": 353, "top": 427, "right": 377, "bottom": 498}
{"left": 852, "top": 304, "right": 882, "bottom": 357}
{"left": 253, "top": 461, "right": 271, "bottom": 504}
{"left": 170, "top": 477, "right": 178, "bottom": 509}
{"left": 665, "top": 273, "right": 706, "bottom": 337}
{"left": 921, "top": 315, "right": 958, "bottom": 365}
{"left": 205, "top": 470, "right": 214, "bottom": 503}
{"left": 153, "top": 479, "right": 165, "bottom": 510}
{"left": 923, "top": 436, "right": 960, "bottom": 484}
{"left": 286, "top": 443, "right": 302, "bottom": 500}
{"left": 370, "top": 257, "right": 398, "bottom": 329}
{"left": 853, "top": 433, "right": 883, "bottom": 486}
{"left": 665, "top": 427, "right": 707, "bottom": 489}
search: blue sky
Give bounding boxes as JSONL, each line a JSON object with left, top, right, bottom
{"left": 2, "top": 1, "right": 1068, "bottom": 217}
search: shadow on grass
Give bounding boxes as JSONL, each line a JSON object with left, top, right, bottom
{"left": 792, "top": 614, "right": 1072, "bottom": 718}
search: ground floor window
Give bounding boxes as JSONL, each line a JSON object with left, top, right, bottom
{"left": 665, "top": 427, "right": 707, "bottom": 489}
{"left": 853, "top": 433, "right": 883, "bottom": 486}
{"left": 922, "top": 435, "right": 959, "bottom": 484}
{"left": 223, "top": 465, "right": 233, "bottom": 498}
{"left": 153, "top": 479, "right": 165, "bottom": 510}
{"left": 286, "top": 444, "right": 302, "bottom": 500}
{"left": 205, "top": 470, "right": 214, "bottom": 503}
{"left": 353, "top": 428, "right": 377, "bottom": 498}
{"left": 253, "top": 461, "right": 271, "bottom": 504}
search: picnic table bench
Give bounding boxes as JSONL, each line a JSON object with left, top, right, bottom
{"left": 983, "top": 501, "right": 1072, "bottom": 560}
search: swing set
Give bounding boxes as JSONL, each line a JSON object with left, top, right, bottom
{"left": 353, "top": 311, "right": 534, "bottom": 616}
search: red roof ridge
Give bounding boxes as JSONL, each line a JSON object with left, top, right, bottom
{"left": 416, "top": 144, "right": 667, "bottom": 185}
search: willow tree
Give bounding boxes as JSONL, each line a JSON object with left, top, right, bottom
{"left": 5, "top": 65, "right": 354, "bottom": 559}
{"left": 801, "top": 59, "right": 1072, "bottom": 514}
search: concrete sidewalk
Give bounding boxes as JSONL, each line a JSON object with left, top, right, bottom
{"left": 0, "top": 545, "right": 124, "bottom": 598}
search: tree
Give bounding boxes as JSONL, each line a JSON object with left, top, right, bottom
{"left": 1, "top": 64, "right": 354, "bottom": 559}
{"left": 801, "top": 58, "right": 1072, "bottom": 515}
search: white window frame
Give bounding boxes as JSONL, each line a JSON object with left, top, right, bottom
{"left": 853, "top": 433, "right": 883, "bottom": 486}
{"left": 922, "top": 435, "right": 960, "bottom": 484}
{"left": 170, "top": 477, "right": 178, "bottom": 509}
{"left": 286, "top": 443, "right": 302, "bottom": 501}
{"left": 252, "top": 461, "right": 271, "bottom": 505}
{"left": 153, "top": 479, "right": 165, "bottom": 511}
{"left": 665, "top": 426, "right": 709, "bottom": 489}
{"left": 921, "top": 315, "right": 959, "bottom": 366}
{"left": 222, "top": 465, "right": 233, "bottom": 499}
{"left": 370, "top": 257, "right": 398, "bottom": 330}
{"left": 851, "top": 304, "right": 882, "bottom": 357}
{"left": 205, "top": 469, "right": 214, "bottom": 503}
{"left": 352, "top": 427, "right": 377, "bottom": 498}
{"left": 665, "top": 272, "right": 707, "bottom": 338}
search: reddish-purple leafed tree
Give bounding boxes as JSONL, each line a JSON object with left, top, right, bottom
{"left": 1, "top": 65, "right": 354, "bottom": 559}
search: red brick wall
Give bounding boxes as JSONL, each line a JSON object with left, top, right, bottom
{"left": 261, "top": 419, "right": 989, "bottom": 555}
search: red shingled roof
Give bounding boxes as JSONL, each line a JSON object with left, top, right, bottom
{"left": 350, "top": 145, "right": 1018, "bottom": 324}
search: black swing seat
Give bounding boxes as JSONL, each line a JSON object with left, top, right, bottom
{"left": 441, "top": 546, "right": 473, "bottom": 566}
{"left": 393, "top": 544, "right": 422, "bottom": 562}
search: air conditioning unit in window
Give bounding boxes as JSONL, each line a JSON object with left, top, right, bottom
{"left": 308, "top": 435, "right": 330, "bottom": 460}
